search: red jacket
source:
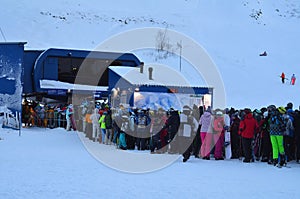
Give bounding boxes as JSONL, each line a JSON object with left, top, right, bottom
{"left": 239, "top": 113, "right": 258, "bottom": 139}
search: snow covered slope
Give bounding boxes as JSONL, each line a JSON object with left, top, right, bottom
{"left": 1, "top": 0, "right": 299, "bottom": 109}
{"left": 0, "top": 128, "right": 300, "bottom": 199}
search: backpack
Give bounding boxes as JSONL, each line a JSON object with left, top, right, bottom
{"left": 105, "top": 114, "right": 112, "bottom": 129}
{"left": 213, "top": 116, "right": 224, "bottom": 133}
{"left": 270, "top": 113, "right": 286, "bottom": 132}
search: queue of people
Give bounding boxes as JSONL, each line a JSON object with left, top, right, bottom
{"left": 22, "top": 99, "right": 300, "bottom": 167}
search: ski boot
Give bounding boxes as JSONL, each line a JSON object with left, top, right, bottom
{"left": 279, "top": 154, "right": 287, "bottom": 167}
{"left": 273, "top": 158, "right": 278, "bottom": 166}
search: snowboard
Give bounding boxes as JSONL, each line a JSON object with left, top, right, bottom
{"left": 224, "top": 131, "right": 232, "bottom": 159}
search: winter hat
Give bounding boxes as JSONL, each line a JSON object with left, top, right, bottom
{"left": 267, "top": 105, "right": 276, "bottom": 112}
{"left": 278, "top": 106, "right": 286, "bottom": 114}
{"left": 244, "top": 108, "right": 251, "bottom": 114}
{"left": 216, "top": 111, "right": 223, "bottom": 116}
{"left": 205, "top": 106, "right": 211, "bottom": 113}
{"left": 286, "top": 102, "right": 293, "bottom": 110}
{"left": 224, "top": 108, "right": 229, "bottom": 114}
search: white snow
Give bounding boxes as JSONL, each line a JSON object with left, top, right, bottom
{"left": 1, "top": 128, "right": 300, "bottom": 199}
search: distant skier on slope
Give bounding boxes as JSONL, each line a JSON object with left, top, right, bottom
{"left": 290, "top": 74, "right": 296, "bottom": 85}
{"left": 280, "top": 72, "right": 286, "bottom": 84}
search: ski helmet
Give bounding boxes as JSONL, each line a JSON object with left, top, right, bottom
{"left": 278, "top": 106, "right": 286, "bottom": 114}
{"left": 267, "top": 105, "right": 276, "bottom": 114}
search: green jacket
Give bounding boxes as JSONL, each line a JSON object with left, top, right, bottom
{"left": 99, "top": 115, "right": 106, "bottom": 129}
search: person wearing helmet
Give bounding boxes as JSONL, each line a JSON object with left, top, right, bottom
{"left": 267, "top": 105, "right": 286, "bottom": 167}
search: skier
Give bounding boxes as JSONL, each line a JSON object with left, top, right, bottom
{"left": 104, "top": 109, "right": 113, "bottom": 145}
{"left": 135, "top": 109, "right": 151, "bottom": 150}
{"left": 290, "top": 74, "right": 296, "bottom": 85}
{"left": 161, "top": 108, "right": 180, "bottom": 153}
{"left": 294, "top": 110, "right": 300, "bottom": 163}
{"left": 179, "top": 106, "right": 198, "bottom": 162}
{"left": 89, "top": 108, "right": 100, "bottom": 142}
{"left": 280, "top": 72, "right": 285, "bottom": 84}
{"left": 99, "top": 111, "right": 107, "bottom": 144}
{"left": 239, "top": 108, "right": 259, "bottom": 163}
{"left": 283, "top": 109, "right": 295, "bottom": 161}
{"left": 211, "top": 110, "right": 225, "bottom": 160}
{"left": 66, "top": 104, "right": 76, "bottom": 131}
{"left": 260, "top": 110, "right": 272, "bottom": 163}
{"left": 192, "top": 105, "right": 203, "bottom": 158}
{"left": 267, "top": 105, "right": 286, "bottom": 167}
{"left": 199, "top": 106, "right": 213, "bottom": 160}
{"left": 230, "top": 111, "right": 241, "bottom": 159}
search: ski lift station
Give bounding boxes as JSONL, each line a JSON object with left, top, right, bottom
{"left": 0, "top": 42, "right": 213, "bottom": 119}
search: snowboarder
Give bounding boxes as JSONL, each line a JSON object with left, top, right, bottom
{"left": 280, "top": 72, "right": 285, "bottom": 84}
{"left": 290, "top": 74, "right": 296, "bottom": 85}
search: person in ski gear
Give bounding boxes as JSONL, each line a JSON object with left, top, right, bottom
{"left": 66, "top": 104, "right": 76, "bottom": 131}
{"left": 199, "top": 106, "right": 213, "bottom": 159}
{"left": 99, "top": 111, "right": 107, "bottom": 144}
{"left": 161, "top": 108, "right": 180, "bottom": 153}
{"left": 294, "top": 110, "right": 300, "bottom": 163}
{"left": 85, "top": 109, "right": 93, "bottom": 140}
{"left": 192, "top": 105, "right": 204, "bottom": 158}
{"left": 283, "top": 109, "right": 295, "bottom": 161}
{"left": 267, "top": 105, "right": 286, "bottom": 166}
{"left": 150, "top": 109, "right": 167, "bottom": 153}
{"left": 90, "top": 108, "right": 100, "bottom": 142}
{"left": 104, "top": 109, "right": 113, "bottom": 145}
{"left": 179, "top": 106, "right": 198, "bottom": 162}
{"left": 239, "top": 108, "right": 259, "bottom": 163}
{"left": 280, "top": 72, "right": 285, "bottom": 84}
{"left": 230, "top": 111, "right": 241, "bottom": 159}
{"left": 211, "top": 110, "right": 225, "bottom": 160}
{"left": 135, "top": 109, "right": 151, "bottom": 150}
{"left": 290, "top": 74, "right": 296, "bottom": 85}
{"left": 260, "top": 110, "right": 272, "bottom": 163}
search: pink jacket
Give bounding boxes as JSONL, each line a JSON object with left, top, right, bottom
{"left": 199, "top": 112, "right": 212, "bottom": 133}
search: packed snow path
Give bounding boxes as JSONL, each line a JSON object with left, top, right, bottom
{"left": 0, "top": 128, "right": 300, "bottom": 199}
